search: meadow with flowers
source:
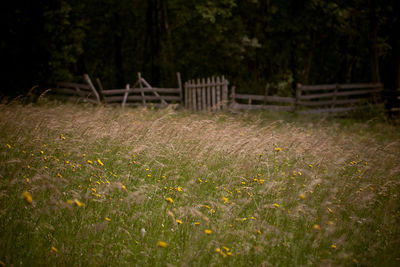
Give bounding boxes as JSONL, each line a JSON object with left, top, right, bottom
{"left": 0, "top": 102, "right": 399, "bottom": 266}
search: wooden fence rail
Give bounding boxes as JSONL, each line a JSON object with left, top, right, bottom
{"left": 47, "top": 74, "right": 101, "bottom": 104}
{"left": 184, "top": 76, "right": 229, "bottom": 111}
{"left": 101, "top": 72, "right": 182, "bottom": 108}
{"left": 230, "top": 82, "right": 383, "bottom": 114}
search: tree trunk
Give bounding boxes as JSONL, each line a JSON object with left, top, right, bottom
{"left": 304, "top": 30, "right": 316, "bottom": 84}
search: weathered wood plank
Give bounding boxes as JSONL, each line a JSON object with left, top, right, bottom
{"left": 231, "top": 103, "right": 294, "bottom": 111}
{"left": 197, "top": 78, "right": 202, "bottom": 110}
{"left": 299, "top": 98, "right": 366, "bottom": 106}
{"left": 201, "top": 78, "right": 206, "bottom": 111}
{"left": 301, "top": 83, "right": 383, "bottom": 91}
{"left": 206, "top": 77, "right": 211, "bottom": 112}
{"left": 211, "top": 76, "right": 216, "bottom": 109}
{"left": 299, "top": 88, "right": 382, "bottom": 100}
{"left": 233, "top": 93, "right": 296, "bottom": 103}
{"left": 216, "top": 76, "right": 221, "bottom": 111}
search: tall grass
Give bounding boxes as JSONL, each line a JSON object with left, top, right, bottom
{"left": 0, "top": 102, "right": 399, "bottom": 266}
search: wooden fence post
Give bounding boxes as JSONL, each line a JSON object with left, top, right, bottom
{"left": 216, "top": 76, "right": 221, "bottom": 111}
{"left": 222, "top": 76, "right": 228, "bottom": 110}
{"left": 211, "top": 76, "right": 216, "bottom": 110}
{"left": 295, "top": 83, "right": 302, "bottom": 112}
{"left": 84, "top": 74, "right": 101, "bottom": 104}
{"left": 177, "top": 72, "right": 182, "bottom": 105}
{"left": 138, "top": 72, "right": 146, "bottom": 105}
{"left": 230, "top": 86, "right": 236, "bottom": 109}
{"left": 192, "top": 79, "right": 197, "bottom": 111}
{"left": 122, "top": 83, "right": 130, "bottom": 108}
{"left": 206, "top": 77, "right": 211, "bottom": 112}
{"left": 196, "top": 78, "right": 201, "bottom": 111}
{"left": 201, "top": 77, "right": 206, "bottom": 111}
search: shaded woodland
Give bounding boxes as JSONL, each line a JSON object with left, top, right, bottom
{"left": 1, "top": 0, "right": 399, "bottom": 97}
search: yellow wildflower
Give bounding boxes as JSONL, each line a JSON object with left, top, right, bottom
{"left": 66, "top": 200, "right": 72, "bottom": 205}
{"left": 165, "top": 197, "right": 174, "bottom": 203}
{"left": 331, "top": 244, "right": 337, "bottom": 249}
{"left": 57, "top": 173, "right": 62, "bottom": 178}
{"left": 105, "top": 217, "right": 111, "bottom": 222}
{"left": 204, "top": 229, "right": 212, "bottom": 235}
{"left": 327, "top": 207, "right": 334, "bottom": 213}
{"left": 51, "top": 246, "right": 58, "bottom": 253}
{"left": 273, "top": 203, "right": 280, "bottom": 208}
{"left": 274, "top": 147, "right": 282, "bottom": 152}
{"left": 74, "top": 199, "right": 85, "bottom": 207}
{"left": 222, "top": 246, "right": 230, "bottom": 252}
{"left": 157, "top": 241, "right": 168, "bottom": 248}
{"left": 82, "top": 153, "right": 86, "bottom": 157}
{"left": 222, "top": 197, "right": 229, "bottom": 204}
{"left": 120, "top": 183, "right": 127, "bottom": 191}
{"left": 22, "top": 191, "right": 33, "bottom": 204}
{"left": 257, "top": 230, "right": 262, "bottom": 234}
{"left": 299, "top": 193, "right": 306, "bottom": 199}
{"left": 176, "top": 219, "right": 183, "bottom": 224}
{"left": 87, "top": 160, "right": 93, "bottom": 164}
{"left": 313, "top": 224, "right": 321, "bottom": 230}
{"left": 60, "top": 133, "right": 66, "bottom": 140}
{"left": 177, "top": 187, "right": 183, "bottom": 192}
{"left": 194, "top": 222, "right": 200, "bottom": 225}
{"left": 97, "top": 159, "right": 104, "bottom": 166}
{"left": 6, "top": 144, "right": 12, "bottom": 149}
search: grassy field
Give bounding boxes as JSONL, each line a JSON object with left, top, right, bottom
{"left": 0, "top": 102, "right": 399, "bottom": 266}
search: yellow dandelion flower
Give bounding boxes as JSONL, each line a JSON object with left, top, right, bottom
{"left": 74, "top": 199, "right": 85, "bottom": 207}
{"left": 331, "top": 244, "right": 337, "bottom": 249}
{"left": 40, "top": 150, "right": 44, "bottom": 154}
{"left": 241, "top": 181, "right": 246, "bottom": 185}
{"left": 165, "top": 197, "right": 174, "bottom": 203}
{"left": 60, "top": 134, "right": 66, "bottom": 140}
{"left": 66, "top": 200, "right": 72, "bottom": 205}
{"left": 313, "top": 224, "right": 321, "bottom": 230}
{"left": 57, "top": 173, "right": 62, "bottom": 178}
{"left": 226, "top": 252, "right": 233, "bottom": 256}
{"left": 222, "top": 197, "right": 229, "bottom": 204}
{"left": 273, "top": 203, "right": 280, "bottom": 208}
{"left": 97, "top": 159, "right": 104, "bottom": 166}
{"left": 251, "top": 216, "right": 256, "bottom": 220}
{"left": 105, "top": 217, "right": 111, "bottom": 222}
{"left": 308, "top": 164, "right": 313, "bottom": 168}
{"left": 51, "top": 246, "right": 58, "bottom": 253}
{"left": 274, "top": 147, "right": 282, "bottom": 152}
{"left": 176, "top": 219, "right": 183, "bottom": 224}
{"left": 204, "top": 229, "right": 212, "bottom": 235}
{"left": 222, "top": 246, "right": 230, "bottom": 252}
{"left": 257, "top": 230, "right": 262, "bottom": 234}
{"left": 157, "top": 241, "right": 168, "bottom": 248}
{"left": 299, "top": 193, "right": 306, "bottom": 199}
{"left": 215, "top": 248, "right": 221, "bottom": 253}
{"left": 177, "top": 187, "right": 183, "bottom": 192}
{"left": 6, "top": 144, "right": 12, "bottom": 149}
{"left": 87, "top": 160, "right": 93, "bottom": 164}
{"left": 22, "top": 191, "right": 33, "bottom": 204}
{"left": 327, "top": 207, "right": 334, "bottom": 213}
{"left": 194, "top": 222, "right": 200, "bottom": 225}
{"left": 259, "top": 179, "right": 264, "bottom": 184}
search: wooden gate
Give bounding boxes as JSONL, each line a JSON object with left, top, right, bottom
{"left": 184, "top": 76, "right": 229, "bottom": 111}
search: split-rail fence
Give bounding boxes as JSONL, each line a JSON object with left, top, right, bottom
{"left": 100, "top": 72, "right": 182, "bottom": 108}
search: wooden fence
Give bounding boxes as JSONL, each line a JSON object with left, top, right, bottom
{"left": 230, "top": 84, "right": 295, "bottom": 111}
{"left": 47, "top": 74, "right": 101, "bottom": 104}
{"left": 230, "top": 83, "right": 383, "bottom": 114}
{"left": 184, "top": 76, "right": 229, "bottom": 111}
{"left": 100, "top": 72, "right": 182, "bottom": 108}
{"left": 295, "top": 83, "right": 383, "bottom": 114}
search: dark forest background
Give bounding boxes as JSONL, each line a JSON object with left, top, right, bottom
{"left": 1, "top": 0, "right": 399, "bottom": 97}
